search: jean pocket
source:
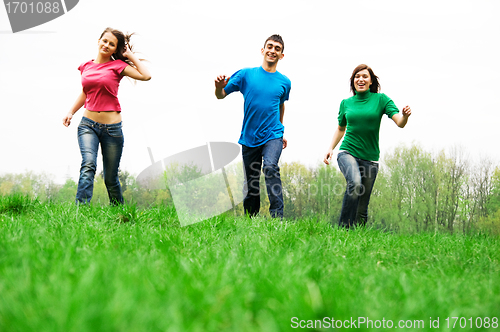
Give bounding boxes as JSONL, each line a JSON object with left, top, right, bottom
{"left": 78, "top": 121, "right": 92, "bottom": 128}
{"left": 107, "top": 126, "right": 123, "bottom": 138}
{"left": 77, "top": 123, "right": 93, "bottom": 135}
{"left": 337, "top": 151, "right": 349, "bottom": 160}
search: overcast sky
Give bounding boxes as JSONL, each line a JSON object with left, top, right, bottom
{"left": 1, "top": 0, "right": 499, "bottom": 184}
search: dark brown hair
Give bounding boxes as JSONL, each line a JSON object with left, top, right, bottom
{"left": 350, "top": 64, "right": 380, "bottom": 95}
{"left": 264, "top": 34, "right": 285, "bottom": 52}
{"left": 99, "top": 27, "right": 140, "bottom": 67}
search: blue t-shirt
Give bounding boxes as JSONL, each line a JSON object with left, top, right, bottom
{"left": 224, "top": 66, "right": 291, "bottom": 147}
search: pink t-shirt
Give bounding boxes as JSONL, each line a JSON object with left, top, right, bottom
{"left": 78, "top": 59, "right": 129, "bottom": 112}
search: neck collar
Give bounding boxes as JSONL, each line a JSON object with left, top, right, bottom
{"left": 354, "top": 90, "right": 371, "bottom": 100}
{"left": 261, "top": 63, "right": 278, "bottom": 73}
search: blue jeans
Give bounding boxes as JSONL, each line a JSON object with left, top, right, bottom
{"left": 337, "top": 151, "right": 379, "bottom": 228}
{"left": 76, "top": 117, "right": 124, "bottom": 205}
{"left": 242, "top": 137, "right": 284, "bottom": 218}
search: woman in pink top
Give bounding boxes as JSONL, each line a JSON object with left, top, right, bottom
{"left": 62, "top": 27, "right": 151, "bottom": 205}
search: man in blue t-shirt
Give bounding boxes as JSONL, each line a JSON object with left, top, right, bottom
{"left": 214, "top": 34, "right": 291, "bottom": 219}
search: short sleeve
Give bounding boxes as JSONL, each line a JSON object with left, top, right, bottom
{"left": 280, "top": 79, "right": 291, "bottom": 104}
{"left": 113, "top": 59, "right": 129, "bottom": 75}
{"left": 224, "top": 69, "right": 245, "bottom": 95}
{"left": 381, "top": 93, "right": 399, "bottom": 118}
{"left": 78, "top": 61, "right": 88, "bottom": 73}
{"left": 337, "top": 100, "right": 347, "bottom": 126}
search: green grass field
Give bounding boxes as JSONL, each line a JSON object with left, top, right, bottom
{"left": 0, "top": 195, "right": 499, "bottom": 331}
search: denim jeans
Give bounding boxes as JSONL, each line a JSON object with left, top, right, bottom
{"left": 76, "top": 117, "right": 124, "bottom": 205}
{"left": 337, "top": 151, "right": 379, "bottom": 228}
{"left": 242, "top": 137, "right": 284, "bottom": 218}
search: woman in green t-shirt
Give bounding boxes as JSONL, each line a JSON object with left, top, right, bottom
{"left": 323, "top": 64, "right": 411, "bottom": 228}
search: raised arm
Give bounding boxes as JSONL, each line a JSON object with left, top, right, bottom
{"left": 214, "top": 75, "right": 229, "bottom": 99}
{"left": 391, "top": 105, "right": 412, "bottom": 128}
{"left": 323, "top": 125, "right": 346, "bottom": 165}
{"left": 121, "top": 48, "right": 151, "bottom": 81}
{"left": 62, "top": 89, "right": 86, "bottom": 127}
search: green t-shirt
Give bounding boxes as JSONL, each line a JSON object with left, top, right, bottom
{"left": 338, "top": 91, "right": 399, "bottom": 161}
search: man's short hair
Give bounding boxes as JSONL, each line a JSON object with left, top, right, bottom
{"left": 264, "top": 34, "right": 284, "bottom": 52}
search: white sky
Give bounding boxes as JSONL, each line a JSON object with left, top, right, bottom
{"left": 1, "top": 0, "right": 499, "bottom": 184}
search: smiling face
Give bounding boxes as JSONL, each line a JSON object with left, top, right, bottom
{"left": 97, "top": 32, "right": 118, "bottom": 58}
{"left": 261, "top": 40, "right": 284, "bottom": 64}
{"left": 353, "top": 69, "right": 372, "bottom": 93}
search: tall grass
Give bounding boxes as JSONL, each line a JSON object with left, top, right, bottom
{"left": 0, "top": 194, "right": 38, "bottom": 215}
{"left": 0, "top": 197, "right": 499, "bottom": 331}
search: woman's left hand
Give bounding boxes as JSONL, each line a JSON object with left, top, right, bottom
{"left": 120, "top": 45, "right": 152, "bottom": 81}
{"left": 122, "top": 45, "right": 133, "bottom": 59}
{"left": 402, "top": 105, "right": 412, "bottom": 117}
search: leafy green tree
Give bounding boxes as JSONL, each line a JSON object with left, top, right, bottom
{"left": 467, "top": 156, "right": 495, "bottom": 224}
{"left": 280, "top": 162, "right": 313, "bottom": 218}
{"left": 434, "top": 147, "right": 469, "bottom": 233}
{"left": 0, "top": 179, "right": 14, "bottom": 196}
{"left": 118, "top": 169, "right": 130, "bottom": 193}
{"left": 307, "top": 163, "right": 344, "bottom": 221}
{"left": 54, "top": 179, "right": 78, "bottom": 203}
{"left": 378, "top": 144, "right": 437, "bottom": 232}
{"left": 487, "top": 167, "right": 500, "bottom": 214}
{"left": 91, "top": 173, "right": 109, "bottom": 205}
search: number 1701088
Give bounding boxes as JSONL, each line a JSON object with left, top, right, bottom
{"left": 5, "top": 2, "right": 61, "bottom": 14}
{"left": 445, "top": 317, "right": 498, "bottom": 329}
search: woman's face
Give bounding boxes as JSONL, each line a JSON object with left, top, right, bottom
{"left": 98, "top": 32, "right": 118, "bottom": 58}
{"left": 354, "top": 69, "right": 372, "bottom": 93}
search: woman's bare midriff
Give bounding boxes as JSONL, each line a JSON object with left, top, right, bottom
{"left": 83, "top": 110, "right": 122, "bottom": 124}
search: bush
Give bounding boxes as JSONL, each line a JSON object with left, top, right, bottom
{"left": 0, "top": 194, "right": 37, "bottom": 215}
{"left": 475, "top": 210, "right": 500, "bottom": 236}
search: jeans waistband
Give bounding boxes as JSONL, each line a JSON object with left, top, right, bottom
{"left": 338, "top": 150, "right": 379, "bottom": 164}
{"left": 81, "top": 116, "right": 122, "bottom": 128}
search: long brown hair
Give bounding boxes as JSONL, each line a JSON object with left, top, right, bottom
{"left": 350, "top": 64, "right": 380, "bottom": 95}
{"left": 99, "top": 27, "right": 144, "bottom": 67}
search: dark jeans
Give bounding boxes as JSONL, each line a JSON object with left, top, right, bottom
{"left": 76, "top": 117, "right": 124, "bottom": 205}
{"left": 337, "top": 151, "right": 379, "bottom": 228}
{"left": 242, "top": 137, "right": 284, "bottom": 218}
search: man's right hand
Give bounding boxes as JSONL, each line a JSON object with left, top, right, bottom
{"left": 214, "top": 75, "right": 230, "bottom": 99}
{"left": 215, "top": 75, "right": 229, "bottom": 88}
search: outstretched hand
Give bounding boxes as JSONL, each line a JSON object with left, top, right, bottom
{"left": 402, "top": 105, "right": 412, "bottom": 117}
{"left": 214, "top": 75, "right": 230, "bottom": 89}
{"left": 215, "top": 75, "right": 230, "bottom": 99}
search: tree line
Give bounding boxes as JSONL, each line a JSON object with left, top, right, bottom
{"left": 1, "top": 144, "right": 499, "bottom": 234}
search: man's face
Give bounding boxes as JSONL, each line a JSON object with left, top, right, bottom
{"left": 261, "top": 40, "right": 284, "bottom": 64}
